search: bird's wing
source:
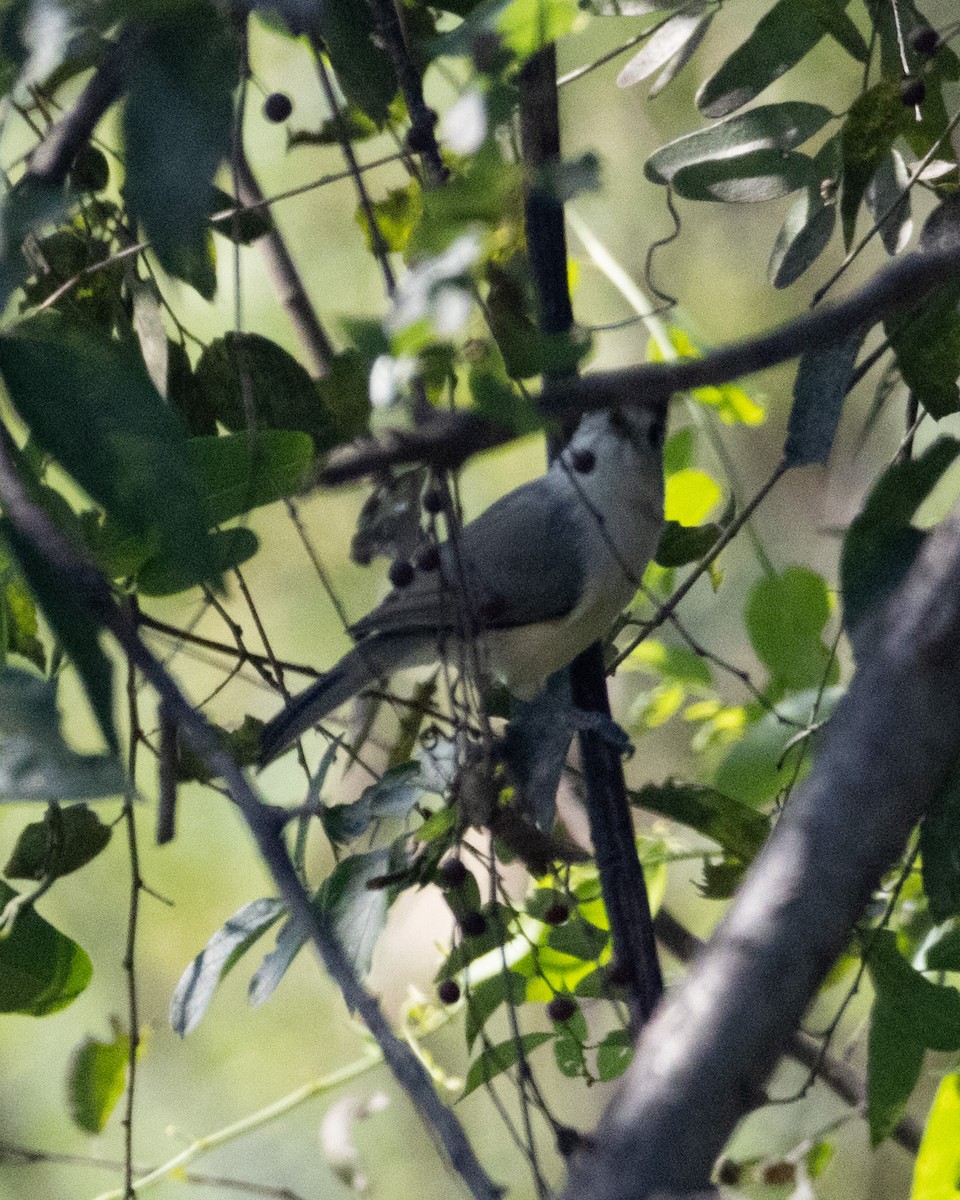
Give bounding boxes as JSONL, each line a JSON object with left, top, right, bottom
{"left": 352, "top": 477, "right": 586, "bottom": 638}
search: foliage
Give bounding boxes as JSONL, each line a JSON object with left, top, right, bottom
{"left": 0, "top": 0, "right": 957, "bottom": 1197}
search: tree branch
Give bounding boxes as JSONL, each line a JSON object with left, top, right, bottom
{"left": 318, "top": 232, "right": 960, "bottom": 484}
{"left": 0, "top": 441, "right": 501, "bottom": 1200}
{"left": 562, "top": 506, "right": 960, "bottom": 1199}
{"left": 653, "top": 910, "right": 923, "bottom": 1156}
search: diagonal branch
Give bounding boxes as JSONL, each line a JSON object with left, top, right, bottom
{"left": 0, "top": 440, "right": 501, "bottom": 1200}
{"left": 319, "top": 233, "right": 960, "bottom": 484}
{"left": 562, "top": 505, "right": 960, "bottom": 1200}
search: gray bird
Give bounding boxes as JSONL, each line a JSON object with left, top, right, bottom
{"left": 259, "top": 400, "right": 667, "bottom": 764}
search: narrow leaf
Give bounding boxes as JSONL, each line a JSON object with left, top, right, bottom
{"left": 462, "top": 1032, "right": 553, "bottom": 1097}
{"left": 170, "top": 897, "right": 286, "bottom": 1035}
{"left": 629, "top": 780, "right": 770, "bottom": 861}
{"left": 616, "top": 9, "right": 708, "bottom": 88}
{"left": 840, "top": 82, "right": 908, "bottom": 248}
{"left": 670, "top": 149, "right": 810, "bottom": 202}
{"left": 784, "top": 326, "right": 867, "bottom": 467}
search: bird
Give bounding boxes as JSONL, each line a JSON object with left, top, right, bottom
{"left": 258, "top": 399, "right": 667, "bottom": 765}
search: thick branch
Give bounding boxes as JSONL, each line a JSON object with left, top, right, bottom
{"left": 0, "top": 444, "right": 500, "bottom": 1200}
{"left": 319, "top": 234, "right": 960, "bottom": 484}
{"left": 653, "top": 910, "right": 923, "bottom": 1156}
{"left": 563, "top": 508, "right": 960, "bottom": 1199}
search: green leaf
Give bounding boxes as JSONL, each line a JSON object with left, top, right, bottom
{"left": 319, "top": 0, "right": 397, "bottom": 122}
{"left": 462, "top": 1031, "right": 553, "bottom": 1097}
{"left": 623, "top": 639, "right": 712, "bottom": 687}
{"left": 768, "top": 136, "right": 841, "bottom": 289}
{"left": 465, "top": 970, "right": 527, "bottom": 1049}
{"left": 170, "top": 897, "right": 286, "bottom": 1036}
{"left": 1, "top": 523, "right": 118, "bottom": 754}
{"left": 596, "top": 1028, "right": 633, "bottom": 1081}
{"left": 123, "top": 5, "right": 238, "bottom": 296}
{"left": 4, "top": 575, "right": 44, "bottom": 671}
{"left": 655, "top": 519, "right": 722, "bottom": 567}
{"left": 670, "top": 149, "right": 811, "bottom": 203}
{"left": 804, "top": 0, "right": 869, "bottom": 60}
{"left": 840, "top": 438, "right": 960, "bottom": 636}
{"left": 438, "top": 0, "right": 578, "bottom": 62}
{"left": 355, "top": 183, "right": 423, "bottom": 255}
{"left": 865, "top": 150, "right": 912, "bottom": 256}
{"left": 629, "top": 780, "right": 770, "bottom": 861}
{"left": 5, "top": 803, "right": 111, "bottom": 880}
{"left": 784, "top": 327, "right": 866, "bottom": 467}
{"left": 869, "top": 930, "right": 960, "bottom": 1052}
{"left": 714, "top": 688, "right": 842, "bottom": 807}
{"left": 194, "top": 333, "right": 340, "bottom": 450}
{"left": 696, "top": 0, "right": 835, "bottom": 118}
{"left": 546, "top": 916, "right": 609, "bottom": 962}
{"left": 188, "top": 431, "right": 314, "bottom": 527}
{"left": 868, "top": 996, "right": 926, "bottom": 1146}
{"left": 840, "top": 82, "right": 909, "bottom": 248}
{"left": 911, "top": 1072, "right": 960, "bottom": 1199}
{"left": 616, "top": 8, "right": 710, "bottom": 88}
{"left": 886, "top": 287, "right": 960, "bottom": 420}
{"left": 645, "top": 101, "right": 833, "bottom": 185}
{"left": 67, "top": 1026, "right": 130, "bottom": 1134}
{"left": 322, "top": 763, "right": 423, "bottom": 844}
{"left": 921, "top": 768, "right": 960, "bottom": 923}
{"left": 745, "top": 566, "right": 838, "bottom": 693}
{"left": 0, "top": 314, "right": 216, "bottom": 593}
{"left": 136, "top": 527, "right": 258, "bottom": 596}
{"left": 0, "top": 879, "right": 92, "bottom": 1015}
{"left": 554, "top": 1027, "right": 586, "bottom": 1077}
{"left": 209, "top": 185, "right": 274, "bottom": 245}
{"left": 664, "top": 468, "right": 720, "bottom": 525}
{"left": 925, "top": 923, "right": 960, "bottom": 973}
{"left": 0, "top": 669, "right": 122, "bottom": 800}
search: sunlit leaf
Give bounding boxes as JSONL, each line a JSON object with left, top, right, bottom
{"left": 911, "top": 1072, "right": 960, "bottom": 1199}
{"left": 646, "top": 102, "right": 832, "bottom": 184}
{"left": 67, "top": 1026, "right": 130, "bottom": 1134}
{"left": 623, "top": 639, "right": 712, "bottom": 687}
{"left": 664, "top": 469, "right": 721, "bottom": 525}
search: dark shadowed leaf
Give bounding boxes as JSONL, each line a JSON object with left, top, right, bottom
{"left": 188, "top": 431, "right": 314, "bottom": 527}
{"left": 209, "top": 185, "right": 274, "bottom": 245}
{"left": 0, "top": 879, "right": 92, "bottom": 1015}
{"left": 0, "top": 669, "right": 123, "bottom": 799}
{"left": 865, "top": 150, "right": 912, "bottom": 256}
{"left": 768, "top": 136, "right": 841, "bottom": 288}
{"left": 839, "top": 82, "right": 908, "bottom": 248}
{"left": 123, "top": 5, "right": 238, "bottom": 296}
{"left": 319, "top": 0, "right": 397, "bottom": 122}
{"left": 886, "top": 287, "right": 960, "bottom": 420}
{"left": 867, "top": 995, "right": 925, "bottom": 1146}
{"left": 696, "top": 0, "right": 833, "bottom": 118}
{"left": 784, "top": 326, "right": 867, "bottom": 467}
{"left": 670, "top": 149, "right": 811, "bottom": 203}
{"left": 0, "top": 314, "right": 216, "bottom": 592}
{"left": 629, "top": 780, "right": 770, "bottom": 861}
{"left": 921, "top": 768, "right": 960, "bottom": 923}
{"left": 462, "top": 1031, "right": 553, "bottom": 1097}
{"left": 1, "top": 523, "right": 118, "bottom": 753}
{"left": 655, "top": 519, "right": 721, "bottom": 566}
{"left": 925, "top": 923, "right": 960, "bottom": 973}
{"left": 5, "top": 804, "right": 112, "bottom": 880}
{"left": 596, "top": 1028, "right": 633, "bottom": 1081}
{"left": 136, "top": 527, "right": 259, "bottom": 596}
{"left": 645, "top": 101, "right": 833, "bottom": 185}
{"left": 67, "top": 1025, "right": 130, "bottom": 1134}
{"left": 465, "top": 970, "right": 527, "bottom": 1049}
{"left": 805, "top": 0, "right": 869, "bottom": 60}
{"left": 170, "top": 897, "right": 286, "bottom": 1035}
{"left": 840, "top": 438, "right": 960, "bottom": 637}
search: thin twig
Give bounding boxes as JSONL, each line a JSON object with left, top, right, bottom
{"left": 122, "top": 652, "right": 144, "bottom": 1198}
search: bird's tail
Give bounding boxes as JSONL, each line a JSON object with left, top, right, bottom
{"left": 258, "top": 633, "right": 431, "bottom": 766}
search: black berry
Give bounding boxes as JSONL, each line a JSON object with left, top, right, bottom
{"left": 438, "top": 978, "right": 461, "bottom": 1004}
{"left": 439, "top": 857, "right": 468, "bottom": 888}
{"left": 416, "top": 544, "right": 441, "bottom": 572}
{"left": 570, "top": 448, "right": 595, "bottom": 474}
{"left": 910, "top": 25, "right": 939, "bottom": 58}
{"left": 900, "top": 76, "right": 926, "bottom": 106}
{"left": 69, "top": 145, "right": 109, "bottom": 192}
{"left": 547, "top": 995, "right": 577, "bottom": 1023}
{"left": 422, "top": 487, "right": 444, "bottom": 514}
{"left": 460, "top": 910, "right": 487, "bottom": 937}
{"left": 388, "top": 559, "right": 415, "bottom": 588}
{"left": 263, "top": 92, "right": 293, "bottom": 123}
{"left": 543, "top": 902, "right": 570, "bottom": 926}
